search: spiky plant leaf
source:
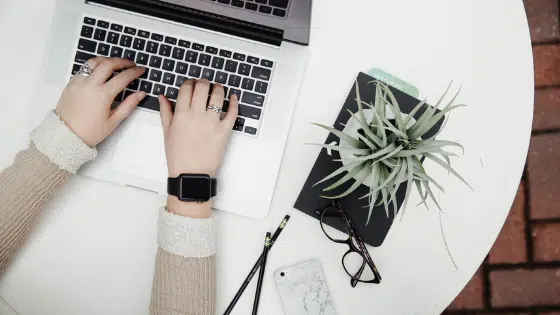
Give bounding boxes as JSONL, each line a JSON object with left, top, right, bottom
{"left": 321, "top": 162, "right": 372, "bottom": 199}
{"left": 323, "top": 162, "right": 368, "bottom": 191}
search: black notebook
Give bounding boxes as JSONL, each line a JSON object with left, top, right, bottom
{"left": 294, "top": 72, "right": 444, "bottom": 247}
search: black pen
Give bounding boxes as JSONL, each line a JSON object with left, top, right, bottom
{"left": 223, "top": 215, "right": 290, "bottom": 315}
{"left": 252, "top": 232, "right": 271, "bottom": 315}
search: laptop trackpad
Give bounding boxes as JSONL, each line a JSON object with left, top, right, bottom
{"left": 110, "top": 121, "right": 167, "bottom": 183}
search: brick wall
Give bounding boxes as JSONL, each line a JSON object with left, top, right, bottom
{"left": 443, "top": 1, "right": 560, "bottom": 314}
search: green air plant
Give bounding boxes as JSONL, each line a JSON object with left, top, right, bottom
{"left": 310, "top": 80, "right": 472, "bottom": 224}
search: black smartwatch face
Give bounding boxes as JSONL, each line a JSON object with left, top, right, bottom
{"left": 180, "top": 174, "right": 211, "bottom": 202}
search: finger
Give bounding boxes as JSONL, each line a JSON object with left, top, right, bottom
{"left": 222, "top": 93, "right": 239, "bottom": 130}
{"left": 190, "top": 79, "right": 211, "bottom": 115}
{"left": 175, "top": 79, "right": 196, "bottom": 113}
{"left": 89, "top": 57, "right": 136, "bottom": 85}
{"left": 71, "top": 56, "right": 105, "bottom": 83}
{"left": 105, "top": 66, "right": 145, "bottom": 95}
{"left": 158, "top": 94, "right": 173, "bottom": 136}
{"left": 109, "top": 91, "right": 146, "bottom": 127}
{"left": 207, "top": 83, "right": 225, "bottom": 121}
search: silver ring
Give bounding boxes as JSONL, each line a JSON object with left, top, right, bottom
{"left": 206, "top": 104, "right": 223, "bottom": 114}
{"left": 76, "top": 62, "right": 94, "bottom": 77}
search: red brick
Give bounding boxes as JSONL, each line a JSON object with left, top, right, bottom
{"left": 447, "top": 268, "right": 484, "bottom": 310}
{"left": 533, "top": 88, "right": 560, "bottom": 131}
{"left": 488, "top": 182, "right": 527, "bottom": 263}
{"left": 524, "top": 0, "right": 560, "bottom": 42}
{"left": 490, "top": 268, "right": 560, "bottom": 307}
{"left": 534, "top": 45, "right": 560, "bottom": 87}
{"left": 533, "top": 223, "right": 560, "bottom": 261}
{"left": 528, "top": 134, "right": 560, "bottom": 219}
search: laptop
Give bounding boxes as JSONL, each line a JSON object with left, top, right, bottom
{"left": 33, "top": 0, "right": 310, "bottom": 218}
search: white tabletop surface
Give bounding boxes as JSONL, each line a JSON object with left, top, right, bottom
{"left": 0, "top": 0, "right": 534, "bottom": 314}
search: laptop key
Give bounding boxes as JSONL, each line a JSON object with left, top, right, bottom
{"left": 81, "top": 26, "right": 93, "bottom": 38}
{"left": 255, "top": 0, "right": 267, "bottom": 4}
{"left": 238, "top": 104, "right": 261, "bottom": 120}
{"left": 110, "top": 46, "right": 123, "bottom": 58}
{"left": 136, "top": 52, "right": 149, "bottom": 65}
{"left": 233, "top": 117, "right": 244, "bottom": 131}
{"left": 198, "top": 54, "right": 211, "bottom": 66}
{"left": 241, "top": 78, "right": 255, "bottom": 91}
{"left": 205, "top": 46, "right": 218, "bottom": 54}
{"left": 147, "top": 41, "right": 159, "bottom": 54}
{"left": 251, "top": 66, "right": 271, "bottom": 81}
{"left": 159, "top": 44, "right": 172, "bottom": 57}
{"left": 111, "top": 24, "right": 123, "bottom": 32}
{"left": 150, "top": 69, "right": 163, "bottom": 82}
{"left": 78, "top": 39, "right": 96, "bottom": 53}
{"left": 124, "top": 27, "right": 136, "bottom": 35}
{"left": 94, "top": 29, "right": 107, "bottom": 41}
{"left": 245, "top": 2, "right": 258, "bottom": 10}
{"left": 219, "top": 49, "right": 232, "bottom": 58}
{"left": 233, "top": 53, "right": 245, "bottom": 61}
{"left": 218, "top": 0, "right": 231, "bottom": 3}
{"left": 179, "top": 40, "right": 191, "bottom": 48}
{"left": 133, "top": 38, "right": 146, "bottom": 50}
{"left": 128, "top": 79, "right": 140, "bottom": 90}
{"left": 138, "top": 95, "right": 160, "bottom": 111}
{"left": 229, "top": 88, "right": 242, "bottom": 99}
{"left": 139, "top": 67, "right": 149, "bottom": 79}
{"left": 84, "top": 17, "right": 96, "bottom": 25}
{"left": 211, "top": 57, "right": 225, "bottom": 70}
{"left": 192, "top": 43, "right": 204, "bottom": 51}
{"left": 188, "top": 65, "right": 202, "bottom": 78}
{"left": 163, "top": 72, "right": 176, "bottom": 85}
{"left": 232, "top": 0, "right": 244, "bottom": 7}
{"left": 124, "top": 50, "right": 136, "bottom": 61}
{"left": 72, "top": 63, "right": 81, "bottom": 75}
{"left": 255, "top": 81, "right": 268, "bottom": 94}
{"left": 244, "top": 126, "right": 257, "bottom": 135}
{"left": 140, "top": 81, "right": 153, "bottom": 93}
{"left": 153, "top": 84, "right": 166, "bottom": 96}
{"left": 238, "top": 63, "right": 251, "bottom": 76}
{"left": 269, "top": 0, "right": 289, "bottom": 8}
{"left": 149, "top": 55, "right": 162, "bottom": 68}
{"left": 119, "top": 35, "right": 133, "bottom": 48}
{"left": 166, "top": 87, "right": 179, "bottom": 100}
{"left": 175, "top": 75, "right": 188, "bottom": 87}
{"left": 247, "top": 56, "right": 259, "bottom": 64}
{"left": 215, "top": 71, "right": 228, "bottom": 84}
{"left": 151, "top": 33, "right": 164, "bottom": 41}
{"left": 225, "top": 60, "right": 238, "bottom": 73}
{"left": 242, "top": 91, "right": 265, "bottom": 106}
{"left": 260, "top": 59, "right": 273, "bottom": 68}
{"left": 201, "top": 68, "right": 215, "bottom": 81}
{"left": 163, "top": 59, "right": 175, "bottom": 71}
{"left": 185, "top": 50, "right": 198, "bottom": 63}
{"left": 175, "top": 62, "right": 189, "bottom": 74}
{"left": 107, "top": 32, "right": 120, "bottom": 44}
{"left": 97, "top": 43, "right": 110, "bottom": 56}
{"left": 259, "top": 5, "right": 272, "bottom": 14}
{"left": 138, "top": 30, "right": 150, "bottom": 38}
{"left": 228, "top": 75, "right": 241, "bottom": 87}
{"left": 172, "top": 47, "right": 185, "bottom": 60}
{"left": 273, "top": 8, "right": 286, "bottom": 17}
{"left": 97, "top": 20, "right": 109, "bottom": 28}
{"left": 165, "top": 36, "right": 177, "bottom": 45}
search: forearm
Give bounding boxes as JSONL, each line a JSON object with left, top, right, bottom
{"left": 0, "top": 111, "right": 96, "bottom": 276}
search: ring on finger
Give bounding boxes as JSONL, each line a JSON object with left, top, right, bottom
{"left": 206, "top": 104, "right": 223, "bottom": 114}
{"left": 76, "top": 62, "right": 94, "bottom": 77}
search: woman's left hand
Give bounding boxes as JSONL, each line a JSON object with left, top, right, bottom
{"left": 55, "top": 56, "right": 147, "bottom": 147}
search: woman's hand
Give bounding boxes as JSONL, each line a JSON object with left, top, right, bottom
{"left": 55, "top": 57, "right": 147, "bottom": 147}
{"left": 159, "top": 79, "right": 239, "bottom": 218}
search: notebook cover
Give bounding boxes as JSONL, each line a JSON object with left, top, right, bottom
{"left": 294, "top": 72, "right": 444, "bottom": 247}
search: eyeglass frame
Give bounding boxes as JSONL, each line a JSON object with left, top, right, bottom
{"left": 316, "top": 199, "right": 382, "bottom": 287}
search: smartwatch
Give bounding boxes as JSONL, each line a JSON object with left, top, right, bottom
{"left": 167, "top": 173, "right": 217, "bottom": 202}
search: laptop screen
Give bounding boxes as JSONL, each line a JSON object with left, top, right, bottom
{"left": 117, "top": 0, "right": 312, "bottom": 45}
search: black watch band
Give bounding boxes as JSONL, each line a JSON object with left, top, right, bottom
{"left": 167, "top": 174, "right": 217, "bottom": 202}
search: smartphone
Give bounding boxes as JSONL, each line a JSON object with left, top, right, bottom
{"left": 274, "top": 259, "right": 337, "bottom": 315}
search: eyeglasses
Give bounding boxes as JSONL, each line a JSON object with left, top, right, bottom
{"left": 315, "top": 199, "right": 382, "bottom": 287}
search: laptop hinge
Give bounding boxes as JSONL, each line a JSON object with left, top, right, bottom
{"left": 87, "top": 0, "right": 284, "bottom": 46}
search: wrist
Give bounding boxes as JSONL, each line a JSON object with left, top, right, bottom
{"left": 167, "top": 195, "right": 212, "bottom": 219}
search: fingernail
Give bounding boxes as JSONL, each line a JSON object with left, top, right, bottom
{"left": 232, "top": 94, "right": 238, "bottom": 100}
{"left": 139, "top": 91, "right": 147, "bottom": 98}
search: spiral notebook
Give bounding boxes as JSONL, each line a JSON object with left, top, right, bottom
{"left": 294, "top": 72, "right": 444, "bottom": 247}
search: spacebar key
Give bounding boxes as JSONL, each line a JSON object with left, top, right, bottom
{"left": 75, "top": 51, "right": 96, "bottom": 64}
{"left": 137, "top": 95, "right": 160, "bottom": 111}
{"left": 238, "top": 104, "right": 261, "bottom": 120}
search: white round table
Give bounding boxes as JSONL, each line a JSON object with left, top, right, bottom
{"left": 0, "top": 0, "right": 534, "bottom": 314}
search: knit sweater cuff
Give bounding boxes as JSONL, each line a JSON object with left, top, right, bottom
{"left": 30, "top": 110, "right": 97, "bottom": 174}
{"left": 157, "top": 207, "right": 216, "bottom": 258}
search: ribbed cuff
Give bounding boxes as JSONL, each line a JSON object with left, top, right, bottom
{"left": 157, "top": 207, "right": 216, "bottom": 258}
{"left": 30, "top": 110, "right": 97, "bottom": 174}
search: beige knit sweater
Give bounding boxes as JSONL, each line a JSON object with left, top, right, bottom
{"left": 0, "top": 111, "right": 215, "bottom": 315}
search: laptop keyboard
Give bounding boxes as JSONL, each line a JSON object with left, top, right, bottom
{"left": 72, "top": 16, "right": 276, "bottom": 137}
{"left": 208, "top": 0, "right": 290, "bottom": 18}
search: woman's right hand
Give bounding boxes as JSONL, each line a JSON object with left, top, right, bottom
{"left": 158, "top": 79, "right": 239, "bottom": 218}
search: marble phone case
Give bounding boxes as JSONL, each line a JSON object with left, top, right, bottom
{"left": 274, "top": 259, "right": 337, "bottom": 315}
